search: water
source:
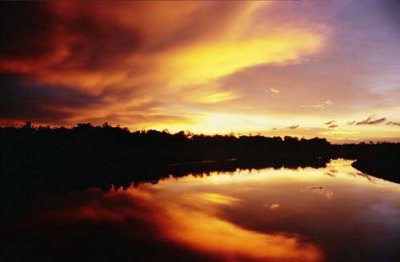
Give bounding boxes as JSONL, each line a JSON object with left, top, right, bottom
{"left": 2, "top": 159, "right": 400, "bottom": 261}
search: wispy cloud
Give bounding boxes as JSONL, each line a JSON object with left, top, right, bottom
{"left": 301, "top": 100, "right": 333, "bottom": 109}
{"left": 265, "top": 88, "right": 280, "bottom": 94}
{"left": 351, "top": 116, "right": 387, "bottom": 125}
{"left": 323, "top": 120, "right": 337, "bottom": 128}
{"left": 349, "top": 117, "right": 400, "bottom": 126}
{"left": 265, "top": 203, "right": 280, "bottom": 210}
{"left": 287, "top": 124, "right": 299, "bottom": 130}
{"left": 324, "top": 120, "right": 335, "bottom": 125}
{"left": 386, "top": 121, "right": 400, "bottom": 126}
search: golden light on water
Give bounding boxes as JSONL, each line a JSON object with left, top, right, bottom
{"left": 37, "top": 159, "right": 400, "bottom": 261}
{"left": 159, "top": 205, "right": 322, "bottom": 261}
{"left": 130, "top": 159, "right": 400, "bottom": 260}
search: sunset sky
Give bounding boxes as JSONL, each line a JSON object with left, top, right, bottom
{"left": 1, "top": 1, "right": 399, "bottom": 142}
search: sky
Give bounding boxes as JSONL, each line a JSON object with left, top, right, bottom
{"left": 1, "top": 0, "right": 399, "bottom": 143}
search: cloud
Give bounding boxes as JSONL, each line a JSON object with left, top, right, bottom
{"left": 1, "top": 1, "right": 399, "bottom": 143}
{"left": 82, "top": 113, "right": 193, "bottom": 129}
{"left": 0, "top": 74, "right": 102, "bottom": 124}
{"left": 301, "top": 100, "right": 333, "bottom": 109}
{"left": 0, "top": 1, "right": 327, "bottom": 129}
{"left": 0, "top": 73, "right": 188, "bottom": 127}
{"left": 265, "top": 88, "right": 280, "bottom": 94}
{"left": 382, "top": 0, "right": 400, "bottom": 31}
{"left": 0, "top": 3, "right": 56, "bottom": 65}
{"left": 348, "top": 116, "right": 400, "bottom": 127}
{"left": 323, "top": 120, "right": 337, "bottom": 128}
{"left": 184, "top": 87, "right": 239, "bottom": 104}
{"left": 0, "top": 2, "right": 145, "bottom": 94}
{"left": 287, "top": 124, "right": 299, "bottom": 130}
{"left": 386, "top": 121, "right": 400, "bottom": 126}
{"left": 302, "top": 186, "right": 333, "bottom": 199}
{"left": 354, "top": 116, "right": 387, "bottom": 125}
{"left": 265, "top": 203, "right": 280, "bottom": 210}
{"left": 0, "top": 2, "right": 324, "bottom": 91}
{"left": 164, "top": 29, "right": 324, "bottom": 88}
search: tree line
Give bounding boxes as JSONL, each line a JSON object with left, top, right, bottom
{"left": 1, "top": 122, "right": 399, "bottom": 214}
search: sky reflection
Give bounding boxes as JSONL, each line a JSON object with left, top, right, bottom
{"left": 128, "top": 159, "right": 400, "bottom": 261}
{"left": 4, "top": 160, "right": 400, "bottom": 261}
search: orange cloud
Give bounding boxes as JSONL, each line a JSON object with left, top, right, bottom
{"left": 163, "top": 30, "right": 324, "bottom": 88}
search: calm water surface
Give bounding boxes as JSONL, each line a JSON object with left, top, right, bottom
{"left": 3, "top": 159, "right": 400, "bottom": 261}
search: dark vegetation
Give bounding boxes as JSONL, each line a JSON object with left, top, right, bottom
{"left": 1, "top": 122, "right": 399, "bottom": 214}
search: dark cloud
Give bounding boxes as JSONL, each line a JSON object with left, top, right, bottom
{"left": 0, "top": 2, "right": 143, "bottom": 71}
{"left": 81, "top": 113, "right": 192, "bottom": 128}
{"left": 382, "top": 0, "right": 400, "bottom": 30}
{"left": 324, "top": 120, "right": 335, "bottom": 125}
{"left": 0, "top": 2, "right": 56, "bottom": 60}
{"left": 287, "top": 125, "right": 299, "bottom": 130}
{"left": 386, "top": 121, "right": 400, "bottom": 126}
{"left": 323, "top": 120, "right": 337, "bottom": 128}
{"left": 62, "top": 13, "right": 142, "bottom": 70}
{"left": 348, "top": 117, "right": 399, "bottom": 126}
{"left": 355, "top": 116, "right": 386, "bottom": 125}
{"left": 0, "top": 2, "right": 250, "bottom": 74}
{"left": 0, "top": 74, "right": 101, "bottom": 123}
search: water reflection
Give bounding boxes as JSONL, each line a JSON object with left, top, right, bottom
{"left": 2, "top": 159, "right": 400, "bottom": 261}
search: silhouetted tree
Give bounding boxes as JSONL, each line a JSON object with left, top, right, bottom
{"left": 1, "top": 122, "right": 399, "bottom": 215}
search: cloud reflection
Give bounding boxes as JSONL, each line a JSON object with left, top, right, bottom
{"left": 35, "top": 159, "right": 400, "bottom": 261}
{"left": 159, "top": 204, "right": 321, "bottom": 261}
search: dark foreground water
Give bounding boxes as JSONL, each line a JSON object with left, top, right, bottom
{"left": 1, "top": 160, "right": 400, "bottom": 262}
